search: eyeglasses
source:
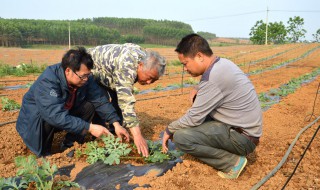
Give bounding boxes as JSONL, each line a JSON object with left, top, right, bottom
{"left": 72, "top": 70, "right": 92, "bottom": 80}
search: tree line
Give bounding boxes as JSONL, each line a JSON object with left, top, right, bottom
{"left": 249, "top": 16, "right": 320, "bottom": 44}
{"left": 0, "top": 17, "right": 216, "bottom": 47}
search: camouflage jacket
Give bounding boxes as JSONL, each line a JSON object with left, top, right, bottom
{"left": 88, "top": 43, "right": 146, "bottom": 128}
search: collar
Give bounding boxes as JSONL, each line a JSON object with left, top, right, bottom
{"left": 200, "top": 56, "right": 220, "bottom": 82}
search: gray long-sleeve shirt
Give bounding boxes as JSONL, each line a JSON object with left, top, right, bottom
{"left": 168, "top": 58, "right": 262, "bottom": 138}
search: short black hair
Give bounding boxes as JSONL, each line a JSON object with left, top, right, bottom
{"left": 175, "top": 33, "right": 213, "bottom": 58}
{"left": 61, "top": 47, "right": 93, "bottom": 71}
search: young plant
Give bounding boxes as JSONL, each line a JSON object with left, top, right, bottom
{"left": 84, "top": 141, "right": 107, "bottom": 164}
{"left": 152, "top": 84, "right": 163, "bottom": 91}
{"left": 102, "top": 135, "right": 132, "bottom": 165}
{"left": 184, "top": 77, "right": 198, "bottom": 85}
{"left": 0, "top": 155, "right": 79, "bottom": 190}
{"left": 1, "top": 97, "right": 21, "bottom": 111}
{"left": 82, "top": 135, "right": 132, "bottom": 165}
{"left": 145, "top": 140, "right": 184, "bottom": 163}
{"left": 80, "top": 136, "right": 183, "bottom": 165}
{"left": 0, "top": 177, "right": 28, "bottom": 190}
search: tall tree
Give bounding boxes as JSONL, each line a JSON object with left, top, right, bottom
{"left": 249, "top": 20, "right": 266, "bottom": 44}
{"left": 312, "top": 29, "right": 320, "bottom": 42}
{"left": 286, "top": 16, "right": 306, "bottom": 43}
{"left": 268, "top": 21, "right": 287, "bottom": 44}
{"left": 249, "top": 20, "right": 287, "bottom": 44}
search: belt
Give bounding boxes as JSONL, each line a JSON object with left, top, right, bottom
{"left": 231, "top": 127, "right": 260, "bottom": 146}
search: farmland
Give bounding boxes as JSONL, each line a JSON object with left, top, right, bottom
{"left": 0, "top": 43, "right": 319, "bottom": 189}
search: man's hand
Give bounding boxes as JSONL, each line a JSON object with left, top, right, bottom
{"left": 189, "top": 87, "right": 198, "bottom": 104}
{"left": 113, "top": 122, "right": 130, "bottom": 142}
{"left": 162, "top": 130, "right": 172, "bottom": 153}
{"left": 129, "top": 126, "right": 149, "bottom": 157}
{"left": 88, "top": 123, "right": 112, "bottom": 138}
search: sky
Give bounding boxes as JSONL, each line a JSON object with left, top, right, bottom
{"left": 1, "top": 0, "right": 320, "bottom": 41}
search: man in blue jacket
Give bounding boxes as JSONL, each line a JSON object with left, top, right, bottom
{"left": 16, "top": 47, "right": 129, "bottom": 157}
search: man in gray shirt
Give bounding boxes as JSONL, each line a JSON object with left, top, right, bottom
{"left": 162, "top": 34, "right": 262, "bottom": 179}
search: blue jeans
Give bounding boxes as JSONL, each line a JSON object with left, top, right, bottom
{"left": 173, "top": 120, "right": 256, "bottom": 172}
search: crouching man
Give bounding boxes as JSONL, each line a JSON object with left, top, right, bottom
{"left": 162, "top": 34, "right": 262, "bottom": 179}
{"left": 16, "top": 47, "right": 129, "bottom": 157}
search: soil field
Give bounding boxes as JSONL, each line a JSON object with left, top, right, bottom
{"left": 0, "top": 45, "right": 319, "bottom": 189}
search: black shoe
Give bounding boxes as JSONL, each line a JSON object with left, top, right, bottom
{"left": 60, "top": 142, "right": 72, "bottom": 152}
{"left": 66, "top": 150, "right": 75, "bottom": 158}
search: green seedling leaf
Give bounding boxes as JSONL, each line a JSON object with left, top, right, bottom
{"left": 12, "top": 155, "right": 79, "bottom": 190}
{"left": 1, "top": 97, "right": 21, "bottom": 111}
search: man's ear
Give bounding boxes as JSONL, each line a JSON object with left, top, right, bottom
{"left": 195, "top": 52, "right": 204, "bottom": 62}
{"left": 65, "top": 67, "right": 72, "bottom": 77}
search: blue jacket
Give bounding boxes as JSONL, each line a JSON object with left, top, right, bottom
{"left": 16, "top": 63, "right": 120, "bottom": 156}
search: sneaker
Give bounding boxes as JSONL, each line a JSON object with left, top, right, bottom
{"left": 217, "top": 156, "right": 247, "bottom": 179}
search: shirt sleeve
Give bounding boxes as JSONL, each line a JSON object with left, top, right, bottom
{"left": 167, "top": 81, "right": 224, "bottom": 134}
{"left": 114, "top": 53, "right": 139, "bottom": 128}
{"left": 85, "top": 77, "right": 120, "bottom": 125}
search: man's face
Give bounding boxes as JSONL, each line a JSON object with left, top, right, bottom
{"left": 65, "top": 64, "right": 92, "bottom": 87}
{"left": 178, "top": 53, "right": 203, "bottom": 77}
{"left": 137, "top": 63, "right": 159, "bottom": 85}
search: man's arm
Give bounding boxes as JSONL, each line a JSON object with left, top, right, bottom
{"left": 167, "top": 81, "right": 224, "bottom": 134}
{"left": 115, "top": 83, "right": 149, "bottom": 156}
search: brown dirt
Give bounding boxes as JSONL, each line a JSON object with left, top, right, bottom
{"left": 0, "top": 46, "right": 320, "bottom": 189}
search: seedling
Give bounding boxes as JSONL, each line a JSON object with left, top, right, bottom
{"left": 152, "top": 84, "right": 163, "bottom": 91}
{"left": 145, "top": 140, "right": 183, "bottom": 163}
{"left": 81, "top": 135, "right": 132, "bottom": 165}
{"left": 79, "top": 135, "right": 183, "bottom": 165}
{"left": 0, "top": 63, "right": 46, "bottom": 77}
{"left": 1, "top": 97, "right": 21, "bottom": 111}
{"left": 0, "top": 155, "right": 79, "bottom": 190}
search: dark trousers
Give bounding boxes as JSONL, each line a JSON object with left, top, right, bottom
{"left": 92, "top": 87, "right": 123, "bottom": 129}
{"left": 41, "top": 101, "right": 95, "bottom": 156}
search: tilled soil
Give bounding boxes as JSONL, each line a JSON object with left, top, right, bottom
{"left": 0, "top": 76, "right": 319, "bottom": 189}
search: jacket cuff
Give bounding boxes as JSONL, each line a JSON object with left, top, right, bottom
{"left": 165, "top": 127, "right": 173, "bottom": 136}
{"left": 84, "top": 122, "right": 90, "bottom": 131}
{"left": 108, "top": 118, "right": 120, "bottom": 126}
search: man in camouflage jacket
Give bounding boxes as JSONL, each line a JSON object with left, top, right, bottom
{"left": 88, "top": 43, "right": 166, "bottom": 157}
